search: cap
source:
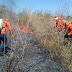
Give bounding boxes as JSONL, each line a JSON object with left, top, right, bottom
{"left": 54, "top": 15, "right": 58, "bottom": 18}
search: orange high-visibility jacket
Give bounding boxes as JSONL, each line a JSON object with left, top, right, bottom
{"left": 1, "top": 19, "right": 12, "bottom": 34}
{"left": 50, "top": 17, "right": 63, "bottom": 30}
{"left": 52, "top": 20, "right": 63, "bottom": 30}
{"left": 65, "top": 22, "right": 72, "bottom": 35}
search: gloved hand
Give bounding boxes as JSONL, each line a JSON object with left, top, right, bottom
{"left": 11, "top": 34, "right": 13, "bottom": 37}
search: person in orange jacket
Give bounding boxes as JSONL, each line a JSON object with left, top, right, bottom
{"left": 50, "top": 15, "right": 63, "bottom": 41}
{"left": 50, "top": 15, "right": 63, "bottom": 30}
{"left": 0, "top": 18, "right": 13, "bottom": 53}
{"left": 62, "top": 20, "right": 72, "bottom": 41}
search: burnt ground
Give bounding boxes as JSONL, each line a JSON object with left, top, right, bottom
{"left": 0, "top": 31, "right": 70, "bottom": 72}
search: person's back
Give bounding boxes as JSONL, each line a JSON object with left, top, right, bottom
{"left": 1, "top": 19, "right": 12, "bottom": 34}
{"left": 64, "top": 22, "right": 71, "bottom": 34}
{"left": 66, "top": 23, "right": 72, "bottom": 35}
{"left": 62, "top": 20, "right": 72, "bottom": 40}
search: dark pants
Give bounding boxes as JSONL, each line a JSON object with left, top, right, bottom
{"left": 0, "top": 34, "right": 7, "bottom": 52}
{"left": 69, "top": 34, "right": 72, "bottom": 38}
{"left": 69, "top": 34, "right": 72, "bottom": 42}
{"left": 64, "top": 34, "right": 72, "bottom": 42}
{"left": 64, "top": 34, "right": 69, "bottom": 40}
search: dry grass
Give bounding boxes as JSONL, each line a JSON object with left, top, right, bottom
{"left": 28, "top": 12, "right": 72, "bottom": 72}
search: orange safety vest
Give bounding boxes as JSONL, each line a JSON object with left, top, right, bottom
{"left": 52, "top": 20, "right": 63, "bottom": 30}
{"left": 50, "top": 17, "right": 63, "bottom": 30}
{"left": 0, "top": 19, "right": 12, "bottom": 34}
{"left": 65, "top": 22, "right": 72, "bottom": 35}
{"left": 57, "top": 20, "right": 63, "bottom": 30}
